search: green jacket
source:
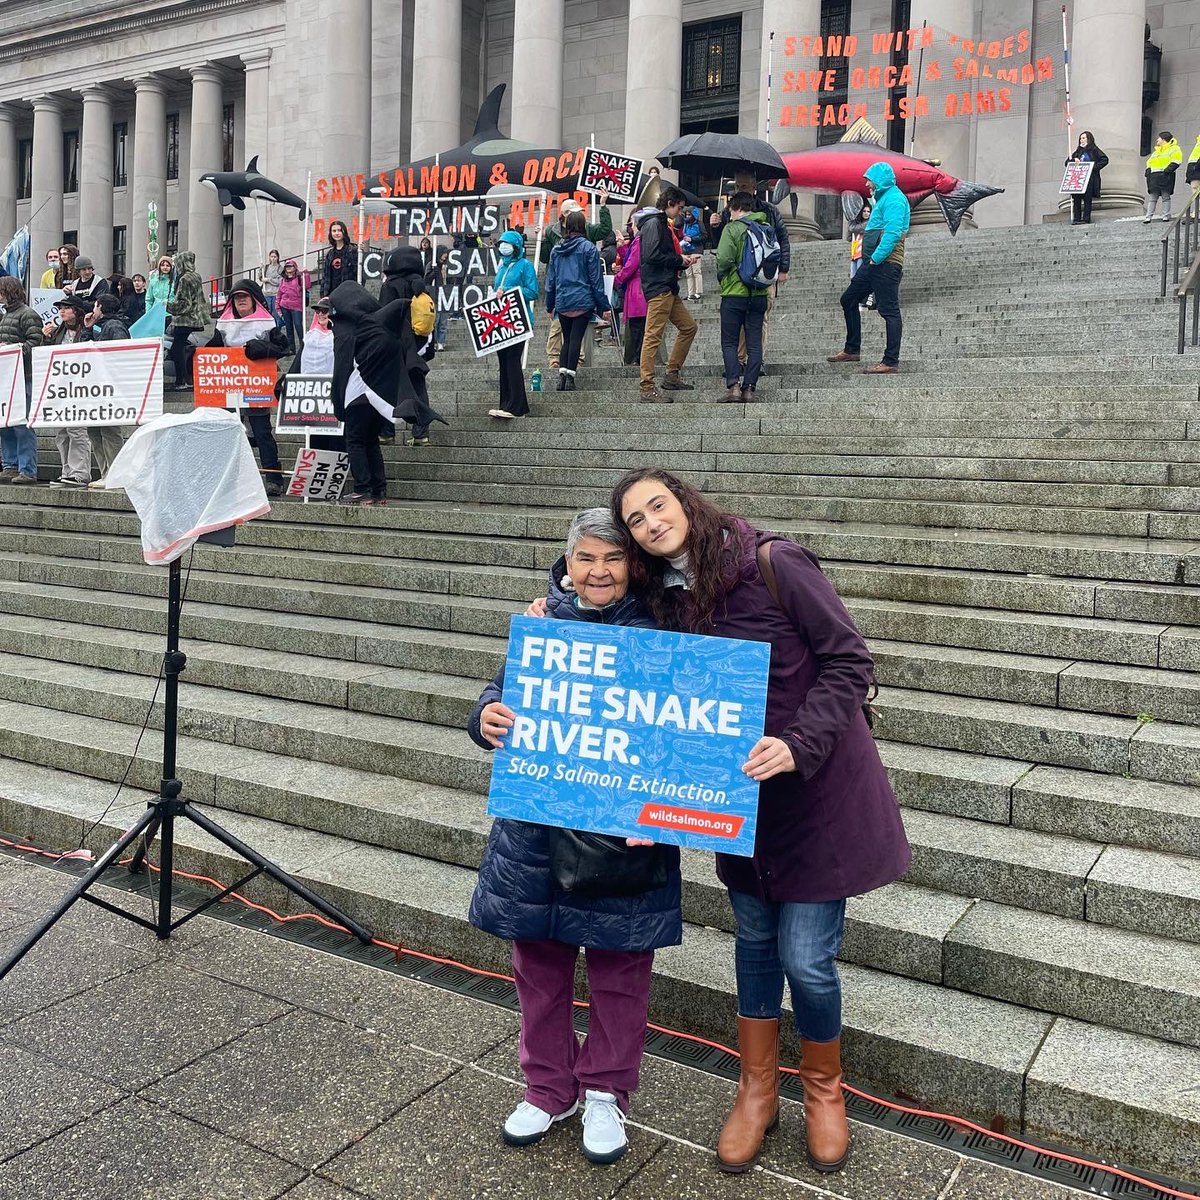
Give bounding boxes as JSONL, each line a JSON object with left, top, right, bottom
{"left": 716, "top": 212, "right": 772, "bottom": 298}
{"left": 165, "top": 250, "right": 211, "bottom": 329}
{"left": 539, "top": 206, "right": 613, "bottom": 264}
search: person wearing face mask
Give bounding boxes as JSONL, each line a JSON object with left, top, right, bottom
{"left": 487, "top": 229, "right": 539, "bottom": 420}
{"left": 209, "top": 279, "right": 289, "bottom": 495}
{"left": 827, "top": 162, "right": 910, "bottom": 375}
{"left": 39, "top": 250, "right": 60, "bottom": 289}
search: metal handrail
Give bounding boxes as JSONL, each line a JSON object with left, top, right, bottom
{"left": 1175, "top": 244, "right": 1200, "bottom": 354}
{"left": 1159, "top": 185, "right": 1200, "bottom": 298}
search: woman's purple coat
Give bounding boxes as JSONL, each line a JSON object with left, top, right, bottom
{"left": 711, "top": 523, "right": 911, "bottom": 903}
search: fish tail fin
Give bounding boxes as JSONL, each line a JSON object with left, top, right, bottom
{"left": 770, "top": 179, "right": 791, "bottom": 205}
{"left": 840, "top": 118, "right": 885, "bottom": 147}
{"left": 935, "top": 180, "right": 1005, "bottom": 234}
{"left": 472, "top": 84, "right": 506, "bottom": 137}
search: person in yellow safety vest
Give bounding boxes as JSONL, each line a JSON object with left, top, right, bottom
{"left": 1144, "top": 131, "right": 1183, "bottom": 223}
{"left": 1186, "top": 134, "right": 1200, "bottom": 188}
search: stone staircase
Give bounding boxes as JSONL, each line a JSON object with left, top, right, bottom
{"left": 4, "top": 219, "right": 1200, "bottom": 1185}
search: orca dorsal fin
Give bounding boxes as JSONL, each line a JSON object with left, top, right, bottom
{"left": 246, "top": 155, "right": 260, "bottom": 173}
{"left": 472, "top": 85, "right": 506, "bottom": 138}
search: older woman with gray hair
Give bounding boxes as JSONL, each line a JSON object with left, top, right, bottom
{"left": 467, "top": 508, "right": 681, "bottom": 1166}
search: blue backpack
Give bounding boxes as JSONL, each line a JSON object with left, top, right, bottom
{"left": 737, "top": 217, "right": 781, "bottom": 289}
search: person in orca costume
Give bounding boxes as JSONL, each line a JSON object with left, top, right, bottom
{"left": 328, "top": 279, "right": 447, "bottom": 505}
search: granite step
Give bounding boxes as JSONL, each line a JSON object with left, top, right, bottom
{"left": 1, "top": 756, "right": 1197, "bottom": 1180}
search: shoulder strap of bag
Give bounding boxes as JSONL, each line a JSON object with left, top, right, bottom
{"left": 755, "top": 537, "right": 878, "bottom": 730}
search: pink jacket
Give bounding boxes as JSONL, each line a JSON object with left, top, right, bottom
{"left": 614, "top": 238, "right": 647, "bottom": 319}
{"left": 276, "top": 262, "right": 311, "bottom": 311}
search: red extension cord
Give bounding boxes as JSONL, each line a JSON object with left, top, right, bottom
{"left": 1, "top": 833, "right": 1196, "bottom": 1200}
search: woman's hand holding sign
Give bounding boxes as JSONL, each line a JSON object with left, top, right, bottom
{"left": 480, "top": 701, "right": 517, "bottom": 749}
{"left": 742, "top": 736, "right": 797, "bottom": 782}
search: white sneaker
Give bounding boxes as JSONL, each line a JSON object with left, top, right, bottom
{"left": 582, "top": 1090, "right": 627, "bottom": 1164}
{"left": 488, "top": 409, "right": 515, "bottom": 420}
{"left": 436, "top": 343, "right": 445, "bottom": 350}
{"left": 1161, "top": 214, "right": 1172, "bottom": 222}
{"left": 87, "top": 477, "right": 107, "bottom": 490}
{"left": 502, "top": 1099, "right": 578, "bottom": 1146}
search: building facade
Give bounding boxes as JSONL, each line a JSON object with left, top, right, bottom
{"left": 0, "top": 0, "right": 1195, "bottom": 282}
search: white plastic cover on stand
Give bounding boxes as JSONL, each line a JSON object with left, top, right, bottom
{"left": 106, "top": 409, "right": 270, "bottom": 564}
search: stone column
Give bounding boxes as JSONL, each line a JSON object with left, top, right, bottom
{"left": 131, "top": 75, "right": 168, "bottom": 274}
{"left": 1066, "top": 0, "right": 1146, "bottom": 218}
{"left": 30, "top": 96, "right": 64, "bottom": 272}
{"left": 79, "top": 85, "right": 115, "bottom": 274}
{"left": 907, "top": 0, "right": 975, "bottom": 229}
{"left": 323, "top": 1, "right": 371, "bottom": 170}
{"left": 760, "top": 0, "right": 821, "bottom": 240}
{"left": 511, "top": 0, "right": 563, "bottom": 145}
{"left": 187, "top": 63, "right": 226, "bottom": 280}
{"left": 624, "top": 0, "right": 683, "bottom": 169}
{"left": 0, "top": 106, "right": 17, "bottom": 246}
{"left": 240, "top": 50, "right": 276, "bottom": 259}
{"left": 410, "top": 0, "right": 461, "bottom": 159}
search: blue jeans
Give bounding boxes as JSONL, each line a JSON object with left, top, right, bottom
{"left": 0, "top": 425, "right": 38, "bottom": 477}
{"left": 280, "top": 307, "right": 304, "bottom": 352}
{"left": 720, "top": 294, "right": 768, "bottom": 390}
{"left": 728, "top": 889, "right": 846, "bottom": 1043}
{"left": 841, "top": 260, "right": 903, "bottom": 366}
{"left": 435, "top": 309, "right": 448, "bottom": 345}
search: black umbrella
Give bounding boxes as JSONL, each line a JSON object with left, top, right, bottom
{"left": 655, "top": 133, "right": 787, "bottom": 183}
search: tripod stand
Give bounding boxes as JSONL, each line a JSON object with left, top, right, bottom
{"left": 0, "top": 540, "right": 372, "bottom": 983}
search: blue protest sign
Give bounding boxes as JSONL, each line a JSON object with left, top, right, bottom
{"left": 487, "top": 617, "right": 770, "bottom": 856}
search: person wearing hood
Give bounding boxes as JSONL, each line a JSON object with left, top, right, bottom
{"left": 276, "top": 259, "right": 310, "bottom": 354}
{"left": 543, "top": 195, "right": 611, "bottom": 373}
{"left": 165, "top": 250, "right": 209, "bottom": 390}
{"left": 1188, "top": 134, "right": 1200, "bottom": 187}
{"left": 715, "top": 192, "right": 773, "bottom": 403}
{"left": 544, "top": 212, "right": 608, "bottom": 393}
{"left": 468, "top": 506, "right": 682, "bottom": 1166}
{"left": 828, "top": 162, "right": 910, "bottom": 375}
{"left": 146, "top": 254, "right": 175, "bottom": 308}
{"left": 637, "top": 185, "right": 699, "bottom": 402}
{"left": 1145, "top": 131, "right": 1183, "bottom": 222}
{"left": 488, "top": 229, "right": 538, "bottom": 420}
{"left": 379, "top": 247, "right": 439, "bottom": 446}
{"left": 328, "top": 279, "right": 447, "bottom": 504}
{"left": 614, "top": 212, "right": 651, "bottom": 367}
{"left": 84, "top": 294, "right": 132, "bottom": 487}
{"left": 321, "top": 220, "right": 358, "bottom": 297}
{"left": 45, "top": 297, "right": 93, "bottom": 488}
{"left": 1066, "top": 131, "right": 1108, "bottom": 225}
{"left": 210, "top": 278, "right": 290, "bottom": 496}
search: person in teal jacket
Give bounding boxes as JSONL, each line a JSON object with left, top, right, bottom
{"left": 489, "top": 228, "right": 539, "bottom": 419}
{"left": 714, "top": 192, "right": 772, "bottom": 402}
{"left": 828, "top": 161, "right": 910, "bottom": 374}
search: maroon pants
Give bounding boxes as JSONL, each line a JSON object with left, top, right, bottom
{"left": 512, "top": 938, "right": 654, "bottom": 1114}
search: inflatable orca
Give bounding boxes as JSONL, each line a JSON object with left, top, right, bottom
{"left": 199, "top": 156, "right": 309, "bottom": 219}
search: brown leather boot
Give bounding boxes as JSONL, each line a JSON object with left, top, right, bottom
{"left": 798, "top": 1037, "right": 849, "bottom": 1172}
{"left": 716, "top": 1017, "right": 780, "bottom": 1173}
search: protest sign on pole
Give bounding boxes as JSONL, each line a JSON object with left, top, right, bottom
{"left": 29, "top": 338, "right": 163, "bottom": 428}
{"left": 488, "top": 617, "right": 770, "bottom": 856}
{"left": 275, "top": 374, "right": 341, "bottom": 435}
{"left": 578, "top": 147, "right": 645, "bottom": 205}
{"left": 192, "top": 347, "right": 278, "bottom": 409}
{"left": 464, "top": 288, "right": 535, "bottom": 358}
{"left": 0, "top": 346, "right": 26, "bottom": 428}
{"left": 30, "top": 289, "right": 65, "bottom": 327}
{"left": 1059, "top": 161, "right": 1094, "bottom": 194}
{"left": 287, "top": 446, "right": 350, "bottom": 501}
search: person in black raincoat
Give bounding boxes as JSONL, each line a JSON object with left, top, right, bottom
{"left": 328, "top": 279, "right": 446, "bottom": 505}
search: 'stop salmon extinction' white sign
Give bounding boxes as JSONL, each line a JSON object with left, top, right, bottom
{"left": 29, "top": 338, "right": 164, "bottom": 428}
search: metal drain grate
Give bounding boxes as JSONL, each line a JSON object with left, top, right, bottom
{"left": 4, "top": 842, "right": 1194, "bottom": 1200}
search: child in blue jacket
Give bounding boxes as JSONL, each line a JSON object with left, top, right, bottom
{"left": 489, "top": 228, "right": 539, "bottom": 419}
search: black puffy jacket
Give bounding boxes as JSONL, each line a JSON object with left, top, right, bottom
{"left": 467, "top": 558, "right": 683, "bottom": 952}
{"left": 637, "top": 210, "right": 684, "bottom": 302}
